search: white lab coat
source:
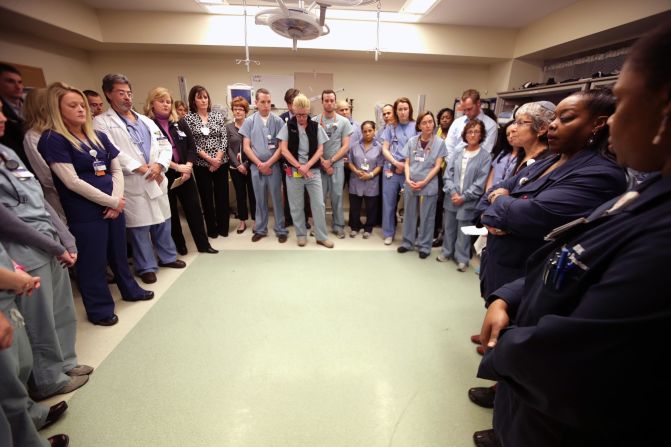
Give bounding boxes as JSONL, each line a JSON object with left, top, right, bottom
{"left": 94, "top": 109, "right": 172, "bottom": 228}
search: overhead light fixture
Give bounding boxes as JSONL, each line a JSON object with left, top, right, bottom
{"left": 401, "top": 0, "right": 440, "bottom": 15}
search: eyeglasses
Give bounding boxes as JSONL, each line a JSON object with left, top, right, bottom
{"left": 512, "top": 120, "right": 533, "bottom": 127}
{"left": 112, "top": 89, "right": 132, "bottom": 98}
{"left": 467, "top": 130, "right": 482, "bottom": 135}
{"left": 295, "top": 113, "right": 309, "bottom": 118}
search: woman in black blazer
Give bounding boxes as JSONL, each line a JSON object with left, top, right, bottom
{"left": 145, "top": 87, "right": 217, "bottom": 254}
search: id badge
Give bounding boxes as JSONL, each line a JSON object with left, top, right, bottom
{"left": 414, "top": 155, "right": 425, "bottom": 162}
{"left": 177, "top": 130, "right": 187, "bottom": 138}
{"left": 384, "top": 170, "right": 393, "bottom": 179}
{"left": 360, "top": 161, "right": 370, "bottom": 171}
{"left": 292, "top": 168, "right": 303, "bottom": 178}
{"left": 268, "top": 143, "right": 276, "bottom": 150}
{"left": 201, "top": 127, "right": 210, "bottom": 136}
{"left": 93, "top": 160, "right": 106, "bottom": 176}
{"left": 12, "top": 167, "right": 34, "bottom": 180}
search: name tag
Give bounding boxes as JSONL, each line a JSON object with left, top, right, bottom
{"left": 360, "top": 161, "right": 370, "bottom": 171}
{"left": 12, "top": 167, "right": 34, "bottom": 180}
{"left": 268, "top": 143, "right": 276, "bottom": 150}
{"left": 414, "top": 155, "right": 425, "bottom": 162}
{"left": 93, "top": 160, "right": 107, "bottom": 176}
{"left": 177, "top": 130, "right": 187, "bottom": 138}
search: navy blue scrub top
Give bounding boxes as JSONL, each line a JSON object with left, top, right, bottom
{"left": 38, "top": 130, "right": 120, "bottom": 224}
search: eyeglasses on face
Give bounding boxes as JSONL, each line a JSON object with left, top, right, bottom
{"left": 112, "top": 89, "right": 132, "bottom": 98}
{"left": 467, "top": 130, "right": 482, "bottom": 135}
{"left": 512, "top": 120, "right": 533, "bottom": 127}
{"left": 295, "top": 113, "right": 309, "bottom": 118}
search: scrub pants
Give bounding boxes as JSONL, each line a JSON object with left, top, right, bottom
{"left": 286, "top": 171, "right": 328, "bottom": 242}
{"left": 127, "top": 219, "right": 178, "bottom": 275}
{"left": 349, "top": 194, "right": 379, "bottom": 233}
{"left": 321, "top": 165, "right": 346, "bottom": 233}
{"left": 382, "top": 172, "right": 405, "bottom": 238}
{"left": 400, "top": 192, "right": 437, "bottom": 255}
{"left": 442, "top": 208, "right": 472, "bottom": 264}
{"left": 15, "top": 258, "right": 76, "bottom": 400}
{"left": 69, "top": 214, "right": 146, "bottom": 321}
{"left": 250, "top": 164, "right": 287, "bottom": 237}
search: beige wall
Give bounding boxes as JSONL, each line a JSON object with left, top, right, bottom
{"left": 0, "top": 30, "right": 95, "bottom": 90}
{"left": 89, "top": 51, "right": 490, "bottom": 122}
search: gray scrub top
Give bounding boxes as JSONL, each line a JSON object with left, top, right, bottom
{"left": 0, "top": 145, "right": 56, "bottom": 270}
{"left": 400, "top": 135, "right": 448, "bottom": 196}
{"left": 312, "top": 113, "right": 353, "bottom": 165}
{"left": 0, "top": 243, "right": 16, "bottom": 311}
{"left": 277, "top": 123, "right": 329, "bottom": 165}
{"left": 348, "top": 140, "right": 384, "bottom": 197}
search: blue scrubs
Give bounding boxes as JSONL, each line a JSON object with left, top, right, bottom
{"left": 240, "top": 112, "right": 287, "bottom": 237}
{"left": 381, "top": 122, "right": 417, "bottom": 239}
{"left": 38, "top": 131, "right": 145, "bottom": 321}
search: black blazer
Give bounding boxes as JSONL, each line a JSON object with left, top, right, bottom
{"left": 154, "top": 118, "right": 197, "bottom": 165}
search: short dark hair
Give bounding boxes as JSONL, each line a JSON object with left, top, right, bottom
{"left": 284, "top": 88, "right": 300, "bottom": 104}
{"left": 461, "top": 119, "right": 486, "bottom": 144}
{"left": 393, "top": 97, "right": 414, "bottom": 123}
{"left": 101, "top": 73, "right": 131, "bottom": 103}
{"left": 0, "top": 63, "right": 21, "bottom": 76}
{"left": 461, "top": 89, "right": 481, "bottom": 103}
{"left": 321, "top": 89, "right": 336, "bottom": 101}
{"left": 255, "top": 88, "right": 270, "bottom": 100}
{"left": 626, "top": 21, "right": 671, "bottom": 90}
{"left": 188, "top": 85, "right": 210, "bottom": 113}
{"left": 415, "top": 111, "right": 435, "bottom": 132}
{"left": 83, "top": 89, "right": 101, "bottom": 99}
{"left": 361, "top": 120, "right": 376, "bottom": 131}
{"left": 437, "top": 107, "right": 454, "bottom": 123}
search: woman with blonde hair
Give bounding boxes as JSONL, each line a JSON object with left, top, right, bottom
{"left": 144, "top": 87, "right": 216, "bottom": 254}
{"left": 38, "top": 82, "right": 152, "bottom": 327}
{"left": 22, "top": 88, "right": 67, "bottom": 221}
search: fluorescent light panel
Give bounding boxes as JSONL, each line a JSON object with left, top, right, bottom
{"left": 401, "top": 0, "right": 440, "bottom": 14}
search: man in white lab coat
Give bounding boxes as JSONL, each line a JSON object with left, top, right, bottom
{"left": 94, "top": 74, "right": 185, "bottom": 284}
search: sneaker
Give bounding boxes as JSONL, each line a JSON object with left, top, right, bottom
{"left": 336, "top": 230, "right": 346, "bottom": 239}
{"left": 278, "top": 234, "right": 288, "bottom": 243}
{"left": 384, "top": 237, "right": 393, "bottom": 245}
{"left": 66, "top": 365, "right": 94, "bottom": 376}
{"left": 297, "top": 237, "right": 307, "bottom": 247}
{"left": 457, "top": 262, "right": 468, "bottom": 272}
{"left": 397, "top": 246, "right": 409, "bottom": 253}
{"left": 317, "top": 239, "right": 334, "bottom": 249}
{"left": 350, "top": 230, "right": 358, "bottom": 238}
{"left": 419, "top": 252, "right": 429, "bottom": 259}
{"left": 436, "top": 254, "right": 451, "bottom": 262}
{"left": 363, "top": 232, "right": 370, "bottom": 239}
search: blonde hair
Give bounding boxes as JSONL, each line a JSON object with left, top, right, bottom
{"left": 23, "top": 88, "right": 49, "bottom": 133}
{"left": 292, "top": 93, "right": 310, "bottom": 111}
{"left": 46, "top": 82, "right": 102, "bottom": 151}
{"left": 144, "top": 87, "right": 178, "bottom": 122}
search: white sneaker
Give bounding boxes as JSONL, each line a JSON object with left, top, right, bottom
{"left": 336, "top": 230, "right": 346, "bottom": 239}
{"left": 436, "top": 254, "right": 451, "bottom": 262}
{"left": 297, "top": 237, "right": 307, "bottom": 247}
{"left": 384, "top": 237, "right": 393, "bottom": 245}
{"left": 456, "top": 262, "right": 468, "bottom": 272}
{"left": 363, "top": 232, "right": 370, "bottom": 239}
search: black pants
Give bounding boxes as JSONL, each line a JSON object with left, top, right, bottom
{"left": 193, "top": 164, "right": 230, "bottom": 236}
{"left": 229, "top": 167, "right": 256, "bottom": 221}
{"left": 167, "top": 170, "right": 210, "bottom": 251}
{"left": 349, "top": 193, "right": 379, "bottom": 232}
{"left": 435, "top": 166, "right": 446, "bottom": 237}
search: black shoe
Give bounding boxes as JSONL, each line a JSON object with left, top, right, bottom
{"left": 123, "top": 290, "right": 154, "bottom": 302}
{"left": 176, "top": 245, "right": 188, "bottom": 256}
{"left": 42, "top": 401, "right": 68, "bottom": 429}
{"left": 397, "top": 246, "right": 409, "bottom": 253}
{"left": 159, "top": 260, "right": 186, "bottom": 268}
{"left": 306, "top": 222, "right": 311, "bottom": 229}
{"left": 91, "top": 314, "right": 119, "bottom": 326}
{"left": 48, "top": 434, "right": 69, "bottom": 447}
{"left": 419, "top": 252, "right": 429, "bottom": 259}
{"left": 278, "top": 234, "right": 288, "bottom": 243}
{"left": 218, "top": 230, "right": 229, "bottom": 237}
{"left": 207, "top": 231, "right": 219, "bottom": 239}
{"left": 468, "top": 386, "right": 496, "bottom": 408}
{"left": 473, "top": 429, "right": 501, "bottom": 447}
{"left": 198, "top": 246, "right": 219, "bottom": 254}
{"left": 252, "top": 233, "right": 265, "bottom": 242}
{"left": 432, "top": 237, "right": 443, "bottom": 248}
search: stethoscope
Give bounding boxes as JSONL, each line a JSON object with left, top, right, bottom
{"left": 0, "top": 152, "right": 24, "bottom": 207}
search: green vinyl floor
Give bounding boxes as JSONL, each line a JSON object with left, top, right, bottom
{"left": 44, "top": 250, "right": 494, "bottom": 447}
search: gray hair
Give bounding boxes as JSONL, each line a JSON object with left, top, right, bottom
{"left": 101, "top": 73, "right": 131, "bottom": 94}
{"left": 515, "top": 100, "right": 556, "bottom": 134}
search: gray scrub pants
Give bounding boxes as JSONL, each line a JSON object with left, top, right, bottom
{"left": 400, "top": 191, "right": 437, "bottom": 255}
{"left": 286, "top": 171, "right": 329, "bottom": 242}
{"left": 441, "top": 208, "right": 472, "bottom": 265}
{"left": 321, "top": 164, "right": 345, "bottom": 233}
{"left": 250, "top": 164, "right": 288, "bottom": 237}
{"left": 16, "top": 258, "right": 77, "bottom": 399}
{"left": 0, "top": 306, "right": 49, "bottom": 447}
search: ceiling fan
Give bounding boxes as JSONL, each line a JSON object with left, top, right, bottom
{"left": 255, "top": 0, "right": 377, "bottom": 50}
